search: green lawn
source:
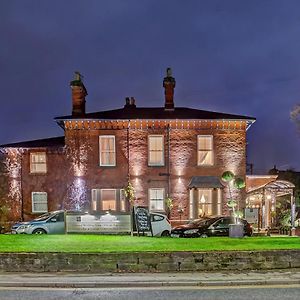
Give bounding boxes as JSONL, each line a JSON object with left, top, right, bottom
{"left": 0, "top": 235, "right": 299, "bottom": 253}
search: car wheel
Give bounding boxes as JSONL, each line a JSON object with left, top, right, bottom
{"left": 161, "top": 230, "right": 170, "bottom": 237}
{"left": 200, "top": 233, "right": 208, "bottom": 238}
{"left": 32, "top": 228, "right": 47, "bottom": 234}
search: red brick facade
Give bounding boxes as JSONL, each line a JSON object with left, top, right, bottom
{"left": 0, "top": 72, "right": 254, "bottom": 223}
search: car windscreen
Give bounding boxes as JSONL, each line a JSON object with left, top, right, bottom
{"left": 33, "top": 213, "right": 51, "bottom": 221}
{"left": 189, "top": 219, "right": 211, "bottom": 226}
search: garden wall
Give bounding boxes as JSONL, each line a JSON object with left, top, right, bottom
{"left": 0, "top": 250, "right": 299, "bottom": 273}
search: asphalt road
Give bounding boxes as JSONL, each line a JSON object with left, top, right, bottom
{"left": 0, "top": 285, "right": 300, "bottom": 300}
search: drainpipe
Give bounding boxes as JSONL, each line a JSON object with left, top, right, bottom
{"left": 127, "top": 121, "right": 130, "bottom": 182}
{"left": 167, "top": 124, "right": 171, "bottom": 197}
{"left": 19, "top": 151, "right": 24, "bottom": 221}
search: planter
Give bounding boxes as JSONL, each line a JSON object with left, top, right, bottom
{"left": 295, "top": 227, "right": 300, "bottom": 236}
{"left": 229, "top": 224, "right": 244, "bottom": 238}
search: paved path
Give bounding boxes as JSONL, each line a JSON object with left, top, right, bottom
{"left": 1, "top": 285, "right": 300, "bottom": 300}
{"left": 1, "top": 269, "right": 300, "bottom": 288}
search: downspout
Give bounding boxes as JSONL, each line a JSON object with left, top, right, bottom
{"left": 167, "top": 124, "right": 171, "bottom": 197}
{"left": 127, "top": 120, "right": 130, "bottom": 182}
{"left": 20, "top": 151, "right": 24, "bottom": 221}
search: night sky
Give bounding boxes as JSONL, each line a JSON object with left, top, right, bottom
{"left": 1, "top": 0, "right": 300, "bottom": 173}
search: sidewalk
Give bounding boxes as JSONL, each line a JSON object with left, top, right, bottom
{"left": 0, "top": 269, "right": 300, "bottom": 288}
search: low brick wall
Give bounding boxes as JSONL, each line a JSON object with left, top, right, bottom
{"left": 0, "top": 250, "right": 299, "bottom": 273}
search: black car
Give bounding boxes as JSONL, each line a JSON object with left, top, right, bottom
{"left": 171, "top": 216, "right": 252, "bottom": 238}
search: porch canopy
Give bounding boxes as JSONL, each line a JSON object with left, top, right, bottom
{"left": 246, "top": 178, "right": 296, "bottom": 229}
{"left": 188, "top": 176, "right": 224, "bottom": 189}
{"left": 247, "top": 179, "right": 295, "bottom": 196}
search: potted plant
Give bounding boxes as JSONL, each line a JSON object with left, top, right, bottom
{"left": 221, "top": 171, "right": 246, "bottom": 238}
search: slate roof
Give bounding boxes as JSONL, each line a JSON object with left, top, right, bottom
{"left": 188, "top": 176, "right": 224, "bottom": 188}
{"left": 0, "top": 136, "right": 65, "bottom": 148}
{"left": 55, "top": 106, "right": 256, "bottom": 122}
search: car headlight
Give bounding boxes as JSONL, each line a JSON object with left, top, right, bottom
{"left": 184, "top": 229, "right": 199, "bottom": 234}
{"left": 18, "top": 224, "right": 33, "bottom": 230}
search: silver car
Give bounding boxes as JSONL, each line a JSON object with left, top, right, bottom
{"left": 16, "top": 211, "right": 65, "bottom": 234}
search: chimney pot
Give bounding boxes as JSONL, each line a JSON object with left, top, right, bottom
{"left": 130, "top": 97, "right": 136, "bottom": 106}
{"left": 124, "top": 97, "right": 136, "bottom": 108}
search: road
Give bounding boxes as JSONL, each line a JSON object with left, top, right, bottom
{"left": 0, "top": 285, "right": 300, "bottom": 300}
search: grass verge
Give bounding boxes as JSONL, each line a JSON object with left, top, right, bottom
{"left": 0, "top": 235, "right": 299, "bottom": 253}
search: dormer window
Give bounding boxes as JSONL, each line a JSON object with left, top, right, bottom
{"left": 30, "top": 152, "right": 47, "bottom": 174}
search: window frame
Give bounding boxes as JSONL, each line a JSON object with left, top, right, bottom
{"left": 31, "top": 192, "right": 48, "bottom": 213}
{"left": 99, "top": 135, "right": 116, "bottom": 167}
{"left": 198, "top": 188, "right": 213, "bottom": 216}
{"left": 148, "top": 135, "right": 165, "bottom": 166}
{"left": 91, "top": 189, "right": 100, "bottom": 211}
{"left": 197, "top": 135, "right": 214, "bottom": 166}
{"left": 30, "top": 152, "right": 47, "bottom": 174}
{"left": 148, "top": 188, "right": 165, "bottom": 212}
{"left": 120, "top": 189, "right": 126, "bottom": 212}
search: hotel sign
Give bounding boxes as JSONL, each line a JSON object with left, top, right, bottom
{"left": 66, "top": 212, "right": 131, "bottom": 234}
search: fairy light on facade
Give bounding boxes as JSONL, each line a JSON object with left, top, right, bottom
{"left": 68, "top": 177, "right": 87, "bottom": 211}
{"left": 0, "top": 148, "right": 23, "bottom": 217}
{"left": 65, "top": 132, "right": 90, "bottom": 210}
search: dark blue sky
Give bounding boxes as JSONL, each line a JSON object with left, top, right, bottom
{"left": 1, "top": 0, "right": 300, "bottom": 173}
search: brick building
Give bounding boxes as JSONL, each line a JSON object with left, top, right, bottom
{"left": 0, "top": 70, "right": 255, "bottom": 223}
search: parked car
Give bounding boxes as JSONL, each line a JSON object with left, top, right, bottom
{"left": 171, "top": 216, "right": 252, "bottom": 238}
{"left": 150, "top": 212, "right": 171, "bottom": 237}
{"left": 13, "top": 211, "right": 65, "bottom": 234}
{"left": 12, "top": 211, "right": 171, "bottom": 236}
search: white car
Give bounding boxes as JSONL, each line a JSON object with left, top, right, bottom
{"left": 150, "top": 212, "right": 171, "bottom": 237}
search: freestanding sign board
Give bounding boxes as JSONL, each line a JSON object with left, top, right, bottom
{"left": 133, "top": 206, "right": 153, "bottom": 236}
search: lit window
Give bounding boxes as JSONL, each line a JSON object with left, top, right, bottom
{"left": 32, "top": 192, "right": 48, "bottom": 213}
{"left": 120, "top": 189, "right": 126, "bottom": 212}
{"left": 198, "top": 189, "right": 213, "bottom": 217}
{"left": 148, "top": 135, "right": 164, "bottom": 166}
{"left": 189, "top": 189, "right": 193, "bottom": 219}
{"left": 149, "top": 188, "right": 164, "bottom": 211}
{"left": 99, "top": 136, "right": 116, "bottom": 166}
{"left": 198, "top": 188, "right": 222, "bottom": 218}
{"left": 101, "top": 189, "right": 116, "bottom": 211}
{"left": 197, "top": 135, "right": 213, "bottom": 166}
{"left": 91, "top": 189, "right": 100, "bottom": 211}
{"left": 30, "top": 152, "right": 47, "bottom": 173}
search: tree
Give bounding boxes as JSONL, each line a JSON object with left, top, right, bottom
{"left": 291, "top": 104, "right": 300, "bottom": 133}
{"left": 124, "top": 181, "right": 135, "bottom": 236}
{"left": 221, "top": 171, "right": 245, "bottom": 224}
{"left": 164, "top": 197, "right": 173, "bottom": 219}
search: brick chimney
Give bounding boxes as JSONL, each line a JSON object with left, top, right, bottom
{"left": 163, "top": 68, "right": 176, "bottom": 110}
{"left": 70, "top": 71, "right": 87, "bottom": 117}
{"left": 124, "top": 97, "right": 136, "bottom": 108}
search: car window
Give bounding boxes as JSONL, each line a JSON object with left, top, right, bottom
{"left": 56, "top": 212, "right": 65, "bottom": 222}
{"left": 151, "top": 214, "right": 164, "bottom": 222}
{"left": 214, "top": 218, "right": 232, "bottom": 228}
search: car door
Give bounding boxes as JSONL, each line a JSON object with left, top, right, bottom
{"left": 46, "top": 212, "right": 65, "bottom": 234}
{"left": 212, "top": 218, "right": 232, "bottom": 236}
{"left": 150, "top": 214, "right": 165, "bottom": 236}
